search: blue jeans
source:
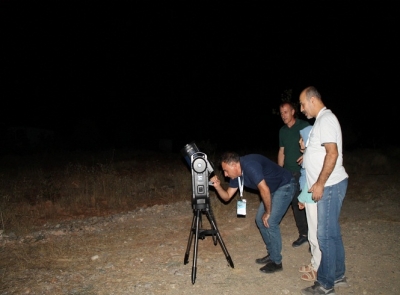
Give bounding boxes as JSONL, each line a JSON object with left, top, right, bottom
{"left": 317, "top": 178, "right": 348, "bottom": 289}
{"left": 255, "top": 177, "right": 296, "bottom": 264}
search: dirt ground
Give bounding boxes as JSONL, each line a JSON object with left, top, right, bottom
{"left": 1, "top": 173, "right": 400, "bottom": 295}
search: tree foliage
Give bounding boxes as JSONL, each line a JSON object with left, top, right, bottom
{"left": 272, "top": 88, "right": 299, "bottom": 116}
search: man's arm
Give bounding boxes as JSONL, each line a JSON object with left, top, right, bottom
{"left": 257, "top": 179, "right": 272, "bottom": 227}
{"left": 211, "top": 176, "right": 238, "bottom": 202}
{"left": 310, "top": 142, "right": 338, "bottom": 201}
{"left": 277, "top": 147, "right": 285, "bottom": 167}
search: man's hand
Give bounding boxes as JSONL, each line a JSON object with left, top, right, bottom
{"left": 296, "top": 155, "right": 304, "bottom": 165}
{"left": 310, "top": 142, "right": 338, "bottom": 201}
{"left": 262, "top": 212, "right": 270, "bottom": 228}
{"left": 211, "top": 175, "right": 221, "bottom": 188}
{"left": 309, "top": 182, "right": 324, "bottom": 201}
{"left": 298, "top": 202, "right": 305, "bottom": 210}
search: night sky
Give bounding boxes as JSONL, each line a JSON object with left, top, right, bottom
{"left": 1, "top": 2, "right": 398, "bottom": 152}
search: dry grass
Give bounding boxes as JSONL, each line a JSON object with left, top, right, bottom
{"left": 0, "top": 149, "right": 192, "bottom": 235}
{"left": 0, "top": 146, "right": 399, "bottom": 236}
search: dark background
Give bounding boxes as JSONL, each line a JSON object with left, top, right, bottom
{"left": 0, "top": 2, "right": 398, "bottom": 153}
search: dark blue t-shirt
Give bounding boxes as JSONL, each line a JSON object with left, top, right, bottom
{"left": 229, "top": 154, "right": 292, "bottom": 193}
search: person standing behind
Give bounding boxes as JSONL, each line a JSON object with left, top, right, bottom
{"left": 210, "top": 152, "right": 296, "bottom": 273}
{"left": 297, "top": 125, "right": 321, "bottom": 282}
{"left": 278, "top": 101, "right": 310, "bottom": 248}
{"left": 299, "top": 86, "right": 349, "bottom": 295}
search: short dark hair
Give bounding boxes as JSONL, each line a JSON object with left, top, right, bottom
{"left": 220, "top": 152, "right": 240, "bottom": 164}
{"left": 279, "top": 101, "right": 295, "bottom": 109}
{"left": 279, "top": 101, "right": 298, "bottom": 118}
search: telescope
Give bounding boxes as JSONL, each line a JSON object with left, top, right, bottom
{"left": 181, "top": 142, "right": 215, "bottom": 209}
{"left": 180, "top": 141, "right": 234, "bottom": 284}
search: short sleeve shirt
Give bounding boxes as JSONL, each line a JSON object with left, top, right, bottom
{"left": 229, "top": 154, "right": 292, "bottom": 193}
{"left": 303, "top": 108, "right": 348, "bottom": 187}
{"left": 279, "top": 119, "right": 310, "bottom": 172}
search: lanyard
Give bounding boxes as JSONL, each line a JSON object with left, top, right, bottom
{"left": 238, "top": 171, "right": 244, "bottom": 198}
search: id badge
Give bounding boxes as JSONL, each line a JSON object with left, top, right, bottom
{"left": 237, "top": 199, "right": 246, "bottom": 217}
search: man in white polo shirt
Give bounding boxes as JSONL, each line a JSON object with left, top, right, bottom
{"left": 299, "top": 86, "right": 349, "bottom": 295}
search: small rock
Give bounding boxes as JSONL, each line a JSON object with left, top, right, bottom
{"left": 91, "top": 255, "right": 99, "bottom": 261}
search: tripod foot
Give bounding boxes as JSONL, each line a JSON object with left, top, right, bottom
{"left": 227, "top": 255, "right": 234, "bottom": 268}
{"left": 184, "top": 253, "right": 189, "bottom": 265}
{"left": 191, "top": 266, "right": 197, "bottom": 284}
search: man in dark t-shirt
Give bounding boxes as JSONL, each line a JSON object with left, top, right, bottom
{"left": 278, "top": 102, "right": 310, "bottom": 248}
{"left": 212, "top": 152, "right": 296, "bottom": 274}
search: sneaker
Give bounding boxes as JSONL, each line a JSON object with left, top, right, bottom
{"left": 259, "top": 261, "right": 282, "bottom": 273}
{"left": 292, "top": 235, "right": 308, "bottom": 247}
{"left": 301, "top": 281, "right": 335, "bottom": 295}
{"left": 334, "top": 276, "right": 349, "bottom": 287}
{"left": 255, "top": 254, "right": 271, "bottom": 264}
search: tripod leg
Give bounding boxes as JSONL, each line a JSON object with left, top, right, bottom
{"left": 205, "top": 210, "right": 235, "bottom": 268}
{"left": 184, "top": 211, "right": 196, "bottom": 265}
{"left": 208, "top": 206, "right": 218, "bottom": 245}
{"left": 191, "top": 209, "right": 201, "bottom": 284}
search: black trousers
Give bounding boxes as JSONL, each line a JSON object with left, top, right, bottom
{"left": 291, "top": 171, "right": 308, "bottom": 236}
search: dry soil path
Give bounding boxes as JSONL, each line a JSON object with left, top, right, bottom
{"left": 1, "top": 192, "right": 400, "bottom": 295}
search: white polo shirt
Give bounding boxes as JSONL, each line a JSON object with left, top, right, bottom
{"left": 303, "top": 107, "right": 348, "bottom": 187}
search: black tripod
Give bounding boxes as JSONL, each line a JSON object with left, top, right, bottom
{"left": 184, "top": 201, "right": 234, "bottom": 284}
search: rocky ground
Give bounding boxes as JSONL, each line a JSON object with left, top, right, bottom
{"left": 1, "top": 174, "right": 400, "bottom": 295}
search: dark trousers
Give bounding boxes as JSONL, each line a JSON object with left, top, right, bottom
{"left": 291, "top": 171, "right": 308, "bottom": 236}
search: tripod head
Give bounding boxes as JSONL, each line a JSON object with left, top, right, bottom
{"left": 181, "top": 142, "right": 215, "bottom": 210}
